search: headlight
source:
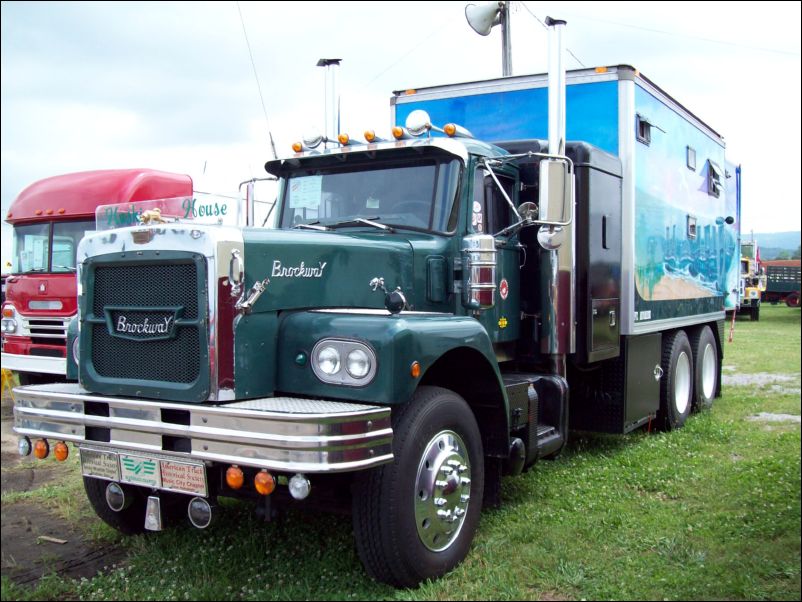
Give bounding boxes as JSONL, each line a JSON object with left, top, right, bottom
{"left": 1, "top": 319, "right": 17, "bottom": 333}
{"left": 317, "top": 346, "right": 341, "bottom": 375}
{"left": 72, "top": 336, "right": 81, "bottom": 365}
{"left": 346, "top": 348, "right": 371, "bottom": 378}
{"left": 311, "top": 339, "right": 377, "bottom": 386}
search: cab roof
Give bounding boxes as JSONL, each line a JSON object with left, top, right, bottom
{"left": 6, "top": 169, "right": 193, "bottom": 224}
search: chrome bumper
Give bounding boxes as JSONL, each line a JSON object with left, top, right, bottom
{"left": 2, "top": 352, "right": 66, "bottom": 375}
{"left": 13, "top": 383, "right": 393, "bottom": 473}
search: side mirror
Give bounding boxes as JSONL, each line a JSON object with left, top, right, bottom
{"left": 538, "top": 159, "right": 571, "bottom": 224}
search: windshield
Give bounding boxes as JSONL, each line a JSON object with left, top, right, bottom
{"left": 12, "top": 219, "right": 94, "bottom": 273}
{"left": 278, "top": 159, "right": 461, "bottom": 232}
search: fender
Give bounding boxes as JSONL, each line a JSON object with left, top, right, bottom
{"left": 275, "top": 310, "right": 508, "bottom": 411}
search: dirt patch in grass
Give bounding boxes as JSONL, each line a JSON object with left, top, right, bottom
{"left": 747, "top": 412, "right": 801, "bottom": 424}
{"left": 1, "top": 392, "right": 127, "bottom": 588}
{"left": 722, "top": 372, "right": 800, "bottom": 387}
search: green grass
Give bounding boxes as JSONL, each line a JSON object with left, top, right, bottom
{"left": 3, "top": 305, "right": 800, "bottom": 601}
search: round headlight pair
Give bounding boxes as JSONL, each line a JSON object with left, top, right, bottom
{"left": 312, "top": 339, "right": 376, "bottom": 386}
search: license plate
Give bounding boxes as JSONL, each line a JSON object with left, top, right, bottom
{"left": 80, "top": 448, "right": 206, "bottom": 496}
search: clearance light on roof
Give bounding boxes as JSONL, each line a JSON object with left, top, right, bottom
{"left": 444, "top": 123, "right": 474, "bottom": 138}
{"left": 392, "top": 126, "right": 410, "bottom": 140}
{"left": 291, "top": 134, "right": 327, "bottom": 152}
{"left": 363, "top": 129, "right": 386, "bottom": 143}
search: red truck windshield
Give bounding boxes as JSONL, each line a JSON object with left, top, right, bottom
{"left": 12, "top": 219, "right": 94, "bottom": 273}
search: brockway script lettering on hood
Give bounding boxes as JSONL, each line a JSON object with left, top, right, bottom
{"left": 271, "top": 260, "right": 327, "bottom": 278}
{"left": 116, "top": 315, "right": 174, "bottom": 335}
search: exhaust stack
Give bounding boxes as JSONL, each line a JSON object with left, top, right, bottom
{"left": 539, "top": 17, "right": 575, "bottom": 365}
{"left": 546, "top": 17, "right": 566, "bottom": 156}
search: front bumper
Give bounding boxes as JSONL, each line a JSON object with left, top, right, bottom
{"left": 2, "top": 351, "right": 66, "bottom": 375}
{"left": 13, "top": 383, "right": 393, "bottom": 473}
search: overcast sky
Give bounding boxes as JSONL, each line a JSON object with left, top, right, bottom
{"left": 1, "top": 1, "right": 800, "bottom": 266}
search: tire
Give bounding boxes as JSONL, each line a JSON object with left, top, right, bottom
{"left": 352, "top": 386, "right": 484, "bottom": 588}
{"left": 786, "top": 293, "right": 800, "bottom": 308}
{"left": 689, "top": 326, "right": 718, "bottom": 412}
{"left": 18, "top": 373, "right": 64, "bottom": 386}
{"left": 83, "top": 477, "right": 188, "bottom": 534}
{"left": 83, "top": 476, "right": 149, "bottom": 535}
{"left": 658, "top": 330, "right": 693, "bottom": 430}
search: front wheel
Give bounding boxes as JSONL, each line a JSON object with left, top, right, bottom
{"left": 83, "top": 476, "right": 149, "bottom": 535}
{"left": 352, "top": 386, "right": 484, "bottom": 588}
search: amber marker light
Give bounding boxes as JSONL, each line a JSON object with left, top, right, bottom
{"left": 54, "top": 441, "right": 69, "bottom": 462}
{"left": 364, "top": 129, "right": 377, "bottom": 143}
{"left": 410, "top": 361, "right": 421, "bottom": 378}
{"left": 392, "top": 126, "right": 405, "bottom": 140}
{"left": 2, "top": 307, "right": 14, "bottom": 318}
{"left": 292, "top": 141, "right": 303, "bottom": 153}
{"left": 338, "top": 133, "right": 350, "bottom": 145}
{"left": 595, "top": 66, "right": 608, "bottom": 73}
{"left": 35, "top": 209, "right": 43, "bottom": 216}
{"left": 254, "top": 470, "right": 276, "bottom": 495}
{"left": 444, "top": 123, "right": 457, "bottom": 137}
{"left": 58, "top": 208, "right": 66, "bottom": 214}
{"left": 34, "top": 439, "right": 49, "bottom": 460}
{"left": 226, "top": 465, "right": 245, "bottom": 490}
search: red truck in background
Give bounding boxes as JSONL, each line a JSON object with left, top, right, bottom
{"left": 761, "top": 259, "right": 801, "bottom": 307}
{"left": 1, "top": 169, "right": 193, "bottom": 384}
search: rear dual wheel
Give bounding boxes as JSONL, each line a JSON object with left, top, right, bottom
{"left": 690, "top": 326, "right": 718, "bottom": 411}
{"left": 658, "top": 331, "right": 693, "bottom": 430}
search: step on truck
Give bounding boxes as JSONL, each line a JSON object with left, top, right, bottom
{"left": 13, "top": 20, "right": 740, "bottom": 587}
{"left": 2, "top": 169, "right": 193, "bottom": 384}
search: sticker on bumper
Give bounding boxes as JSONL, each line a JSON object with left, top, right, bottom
{"left": 160, "top": 460, "right": 207, "bottom": 496}
{"left": 120, "top": 454, "right": 161, "bottom": 488}
{"left": 80, "top": 448, "right": 120, "bottom": 481}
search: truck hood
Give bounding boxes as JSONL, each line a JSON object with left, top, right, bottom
{"left": 241, "top": 228, "right": 414, "bottom": 312}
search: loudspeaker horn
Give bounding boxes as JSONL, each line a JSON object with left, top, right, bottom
{"left": 465, "top": 1, "right": 502, "bottom": 36}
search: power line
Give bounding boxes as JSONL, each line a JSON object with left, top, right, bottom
{"left": 544, "top": 6, "right": 799, "bottom": 57}
{"left": 518, "top": 2, "right": 586, "bottom": 68}
{"left": 236, "top": 1, "right": 278, "bottom": 159}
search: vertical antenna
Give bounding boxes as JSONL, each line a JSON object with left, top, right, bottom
{"left": 237, "top": 2, "right": 278, "bottom": 159}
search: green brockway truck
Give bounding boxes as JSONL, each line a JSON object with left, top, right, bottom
{"left": 13, "top": 21, "right": 739, "bottom": 588}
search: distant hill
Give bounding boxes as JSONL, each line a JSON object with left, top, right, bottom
{"left": 747, "top": 231, "right": 801, "bottom": 259}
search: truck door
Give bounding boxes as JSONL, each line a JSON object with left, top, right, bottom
{"left": 471, "top": 167, "right": 521, "bottom": 346}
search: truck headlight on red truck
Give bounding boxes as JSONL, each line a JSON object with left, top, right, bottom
{"left": 1, "top": 305, "right": 18, "bottom": 334}
{"left": 311, "top": 338, "right": 377, "bottom": 386}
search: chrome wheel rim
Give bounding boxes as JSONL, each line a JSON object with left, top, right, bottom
{"left": 701, "top": 343, "right": 717, "bottom": 400}
{"left": 414, "top": 430, "right": 471, "bottom": 552}
{"left": 674, "top": 351, "right": 691, "bottom": 415}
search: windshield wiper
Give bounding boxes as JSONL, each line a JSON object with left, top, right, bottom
{"left": 328, "top": 217, "right": 394, "bottom": 233}
{"left": 53, "top": 265, "right": 77, "bottom": 272}
{"left": 292, "top": 221, "right": 331, "bottom": 231}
